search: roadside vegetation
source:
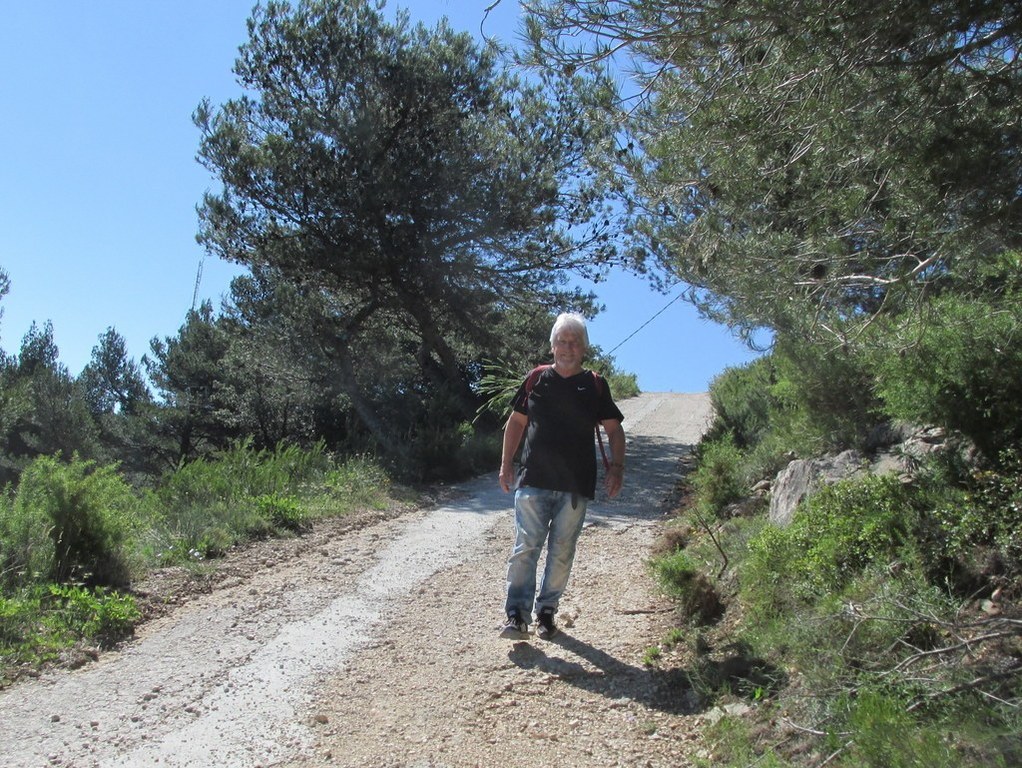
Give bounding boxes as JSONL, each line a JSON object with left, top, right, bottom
{"left": 0, "top": 445, "right": 394, "bottom": 685}
{"left": 648, "top": 300, "right": 1022, "bottom": 766}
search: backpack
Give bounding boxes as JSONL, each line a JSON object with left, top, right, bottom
{"left": 523, "top": 364, "right": 610, "bottom": 471}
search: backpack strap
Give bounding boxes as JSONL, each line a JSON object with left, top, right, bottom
{"left": 591, "top": 371, "right": 610, "bottom": 471}
{"left": 524, "top": 364, "right": 552, "bottom": 397}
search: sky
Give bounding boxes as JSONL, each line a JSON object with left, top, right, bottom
{"left": 0, "top": 0, "right": 760, "bottom": 394}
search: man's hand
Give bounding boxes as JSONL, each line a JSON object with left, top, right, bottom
{"left": 499, "top": 412, "right": 528, "bottom": 493}
{"left": 604, "top": 464, "right": 624, "bottom": 498}
{"left": 601, "top": 419, "right": 626, "bottom": 499}
{"left": 499, "top": 463, "right": 516, "bottom": 493}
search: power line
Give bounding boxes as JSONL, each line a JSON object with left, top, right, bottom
{"left": 606, "top": 293, "right": 684, "bottom": 355}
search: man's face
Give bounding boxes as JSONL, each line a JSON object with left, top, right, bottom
{"left": 552, "top": 330, "right": 584, "bottom": 370}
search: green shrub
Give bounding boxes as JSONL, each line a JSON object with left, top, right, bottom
{"left": 603, "top": 370, "right": 640, "bottom": 400}
{"left": 140, "top": 480, "right": 229, "bottom": 563}
{"left": 254, "top": 494, "right": 307, "bottom": 533}
{"left": 914, "top": 448, "right": 1022, "bottom": 590}
{"left": 692, "top": 436, "right": 747, "bottom": 517}
{"left": 702, "top": 340, "right": 885, "bottom": 486}
{"left": 706, "top": 356, "right": 774, "bottom": 449}
{"left": 741, "top": 569, "right": 950, "bottom": 692}
{"left": 743, "top": 475, "right": 912, "bottom": 616}
{"left": 834, "top": 689, "right": 960, "bottom": 768}
{"left": 322, "top": 454, "right": 392, "bottom": 510}
{"left": 873, "top": 287, "right": 1022, "bottom": 461}
{"left": 146, "top": 440, "right": 343, "bottom": 563}
{"left": 46, "top": 584, "right": 139, "bottom": 647}
{"left": 409, "top": 419, "right": 475, "bottom": 482}
{"left": 768, "top": 339, "right": 883, "bottom": 455}
{"left": 457, "top": 430, "right": 503, "bottom": 477}
{"left": 0, "top": 455, "right": 139, "bottom": 589}
{"left": 143, "top": 450, "right": 393, "bottom": 565}
{"left": 955, "top": 453, "right": 1022, "bottom": 570}
{"left": 154, "top": 439, "right": 332, "bottom": 513}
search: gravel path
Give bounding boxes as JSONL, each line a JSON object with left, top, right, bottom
{"left": 0, "top": 392, "right": 713, "bottom": 768}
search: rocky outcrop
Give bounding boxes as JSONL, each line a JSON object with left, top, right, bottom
{"left": 768, "top": 450, "right": 867, "bottom": 526}
{"left": 767, "top": 423, "right": 951, "bottom": 527}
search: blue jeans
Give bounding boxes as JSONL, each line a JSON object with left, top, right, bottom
{"left": 505, "top": 487, "right": 588, "bottom": 621}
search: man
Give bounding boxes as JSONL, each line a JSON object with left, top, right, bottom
{"left": 498, "top": 312, "right": 626, "bottom": 639}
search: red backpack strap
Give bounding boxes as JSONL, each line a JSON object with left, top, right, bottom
{"left": 591, "top": 372, "right": 610, "bottom": 471}
{"left": 524, "top": 364, "right": 552, "bottom": 396}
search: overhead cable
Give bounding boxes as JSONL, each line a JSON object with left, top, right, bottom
{"left": 606, "top": 293, "right": 684, "bottom": 355}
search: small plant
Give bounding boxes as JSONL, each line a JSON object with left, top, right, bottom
{"left": 642, "top": 645, "right": 663, "bottom": 666}
{"left": 833, "top": 688, "right": 961, "bottom": 768}
{"left": 254, "top": 494, "right": 307, "bottom": 533}
{"left": 0, "top": 584, "right": 141, "bottom": 678}
{"left": 0, "top": 588, "right": 60, "bottom": 674}
{"left": 641, "top": 626, "right": 688, "bottom": 669}
{"left": 0, "top": 591, "right": 35, "bottom": 648}
{"left": 664, "top": 627, "right": 687, "bottom": 647}
{"left": 649, "top": 550, "right": 724, "bottom": 624}
{"left": 47, "top": 584, "right": 140, "bottom": 647}
{"left": 697, "top": 708, "right": 790, "bottom": 768}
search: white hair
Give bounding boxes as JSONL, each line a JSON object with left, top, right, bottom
{"left": 549, "top": 312, "right": 590, "bottom": 350}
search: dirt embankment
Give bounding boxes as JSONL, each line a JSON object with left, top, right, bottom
{"left": 0, "top": 392, "right": 714, "bottom": 768}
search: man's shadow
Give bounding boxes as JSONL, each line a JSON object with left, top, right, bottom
{"left": 508, "top": 632, "right": 696, "bottom": 714}
{"left": 508, "top": 632, "right": 784, "bottom": 715}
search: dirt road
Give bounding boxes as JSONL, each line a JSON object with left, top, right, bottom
{"left": 0, "top": 392, "right": 713, "bottom": 768}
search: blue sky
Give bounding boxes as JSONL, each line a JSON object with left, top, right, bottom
{"left": 0, "top": 0, "right": 759, "bottom": 393}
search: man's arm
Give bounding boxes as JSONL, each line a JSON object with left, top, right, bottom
{"left": 499, "top": 411, "right": 528, "bottom": 492}
{"left": 601, "top": 419, "right": 626, "bottom": 498}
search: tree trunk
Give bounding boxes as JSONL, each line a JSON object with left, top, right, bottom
{"left": 318, "top": 332, "right": 406, "bottom": 461}
{"left": 400, "top": 286, "right": 477, "bottom": 420}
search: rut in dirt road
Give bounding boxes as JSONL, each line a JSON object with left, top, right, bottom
{"left": 0, "top": 392, "right": 712, "bottom": 768}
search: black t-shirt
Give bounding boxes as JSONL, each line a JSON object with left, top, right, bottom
{"left": 510, "top": 367, "right": 624, "bottom": 499}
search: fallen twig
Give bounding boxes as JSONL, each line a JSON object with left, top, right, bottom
{"left": 907, "top": 664, "right": 1022, "bottom": 712}
{"left": 892, "top": 630, "right": 1019, "bottom": 673}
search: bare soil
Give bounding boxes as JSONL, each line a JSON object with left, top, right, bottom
{"left": 0, "top": 392, "right": 720, "bottom": 768}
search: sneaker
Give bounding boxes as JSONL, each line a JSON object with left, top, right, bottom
{"left": 499, "top": 610, "right": 529, "bottom": 639}
{"left": 536, "top": 607, "right": 559, "bottom": 640}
